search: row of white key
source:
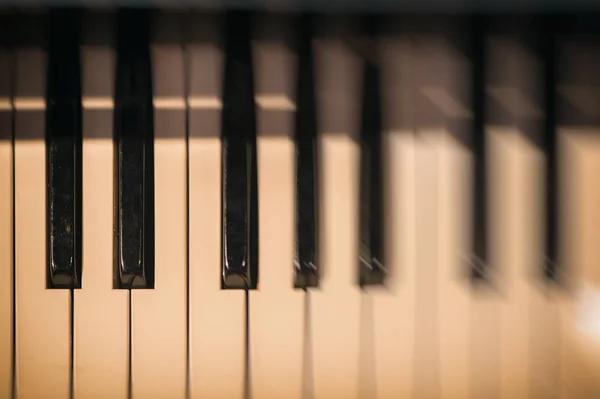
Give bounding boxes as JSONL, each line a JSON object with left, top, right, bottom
{"left": 0, "top": 36, "right": 600, "bottom": 399}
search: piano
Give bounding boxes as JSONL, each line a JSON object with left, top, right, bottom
{"left": 0, "top": 4, "right": 599, "bottom": 398}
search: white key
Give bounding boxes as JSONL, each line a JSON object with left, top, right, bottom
{"left": 73, "top": 45, "right": 129, "bottom": 399}
{"left": 484, "top": 36, "right": 549, "bottom": 398}
{"left": 411, "top": 33, "right": 476, "bottom": 397}
{"left": 361, "top": 36, "right": 417, "bottom": 398}
{"left": 558, "top": 128, "right": 600, "bottom": 397}
{"left": 15, "top": 49, "right": 72, "bottom": 398}
{"left": 188, "top": 27, "right": 245, "bottom": 398}
{"left": 508, "top": 130, "right": 560, "bottom": 398}
{"left": 408, "top": 38, "right": 505, "bottom": 397}
{"left": 463, "top": 128, "right": 502, "bottom": 399}
{"left": 251, "top": 125, "right": 303, "bottom": 399}
{"left": 312, "top": 133, "right": 361, "bottom": 399}
{"left": 413, "top": 130, "right": 443, "bottom": 397}
{"left": 130, "top": 44, "right": 187, "bottom": 398}
{"left": 250, "top": 33, "right": 304, "bottom": 399}
{"left": 469, "top": 130, "right": 551, "bottom": 399}
{"left": 437, "top": 130, "right": 472, "bottom": 399}
{"left": 311, "top": 35, "right": 361, "bottom": 399}
{"left": 0, "top": 50, "right": 13, "bottom": 398}
{"left": 492, "top": 128, "right": 534, "bottom": 399}
{"left": 361, "top": 130, "right": 416, "bottom": 399}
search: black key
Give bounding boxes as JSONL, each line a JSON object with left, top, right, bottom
{"left": 221, "top": 11, "right": 259, "bottom": 290}
{"left": 358, "top": 17, "right": 386, "bottom": 287}
{"left": 470, "top": 17, "right": 489, "bottom": 282}
{"left": 294, "top": 15, "right": 319, "bottom": 289}
{"left": 542, "top": 18, "right": 559, "bottom": 282}
{"left": 46, "top": 10, "right": 83, "bottom": 289}
{"left": 113, "top": 10, "right": 155, "bottom": 289}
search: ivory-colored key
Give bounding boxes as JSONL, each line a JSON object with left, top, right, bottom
{"left": 360, "top": 35, "right": 417, "bottom": 399}
{"left": 559, "top": 129, "right": 600, "bottom": 398}
{"left": 188, "top": 18, "right": 246, "bottom": 397}
{"left": 413, "top": 130, "right": 443, "bottom": 398}
{"left": 311, "top": 31, "right": 362, "bottom": 399}
{"left": 495, "top": 128, "right": 534, "bottom": 399}
{"left": 437, "top": 130, "right": 472, "bottom": 399}
{"left": 411, "top": 31, "right": 477, "bottom": 398}
{"left": 130, "top": 44, "right": 187, "bottom": 398}
{"left": 251, "top": 126, "right": 304, "bottom": 399}
{"left": 361, "top": 130, "right": 416, "bottom": 399}
{"left": 0, "top": 49, "right": 13, "bottom": 399}
{"left": 512, "top": 130, "right": 559, "bottom": 399}
{"left": 249, "top": 26, "right": 305, "bottom": 399}
{"left": 14, "top": 48, "right": 72, "bottom": 399}
{"left": 467, "top": 128, "right": 502, "bottom": 399}
{"left": 73, "top": 45, "right": 129, "bottom": 399}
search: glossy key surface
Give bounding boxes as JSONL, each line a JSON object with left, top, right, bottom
{"left": 357, "top": 17, "right": 386, "bottom": 286}
{"left": 294, "top": 15, "right": 320, "bottom": 289}
{"left": 114, "top": 10, "right": 155, "bottom": 289}
{"left": 46, "top": 9, "right": 82, "bottom": 289}
{"left": 221, "top": 11, "right": 259, "bottom": 290}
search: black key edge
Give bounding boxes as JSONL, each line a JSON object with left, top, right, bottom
{"left": 294, "top": 14, "right": 319, "bottom": 289}
{"left": 220, "top": 11, "right": 258, "bottom": 290}
{"left": 543, "top": 16, "right": 561, "bottom": 285}
{"left": 113, "top": 9, "right": 155, "bottom": 290}
{"left": 358, "top": 16, "right": 386, "bottom": 287}
{"left": 46, "top": 9, "right": 83, "bottom": 289}
{"left": 470, "top": 15, "right": 490, "bottom": 285}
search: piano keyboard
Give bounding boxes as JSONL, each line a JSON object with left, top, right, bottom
{"left": 0, "top": 9, "right": 599, "bottom": 399}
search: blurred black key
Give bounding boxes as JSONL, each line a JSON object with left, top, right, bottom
{"left": 358, "top": 18, "right": 386, "bottom": 287}
{"left": 221, "top": 12, "right": 258, "bottom": 290}
{"left": 294, "top": 15, "right": 319, "bottom": 289}
{"left": 46, "top": 10, "right": 83, "bottom": 289}
{"left": 542, "top": 18, "right": 560, "bottom": 282}
{"left": 113, "top": 10, "right": 155, "bottom": 289}
{"left": 470, "top": 17, "right": 489, "bottom": 282}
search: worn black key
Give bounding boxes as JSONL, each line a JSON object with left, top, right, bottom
{"left": 358, "top": 18, "right": 386, "bottom": 287}
{"left": 470, "top": 17, "right": 489, "bottom": 282}
{"left": 46, "top": 10, "right": 83, "bottom": 289}
{"left": 221, "top": 12, "right": 259, "bottom": 290}
{"left": 294, "top": 15, "right": 319, "bottom": 289}
{"left": 113, "top": 10, "right": 155, "bottom": 289}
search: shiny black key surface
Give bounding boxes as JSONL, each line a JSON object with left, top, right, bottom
{"left": 358, "top": 17, "right": 386, "bottom": 286}
{"left": 470, "top": 17, "right": 488, "bottom": 282}
{"left": 221, "top": 11, "right": 259, "bottom": 290}
{"left": 114, "top": 10, "right": 155, "bottom": 289}
{"left": 46, "top": 10, "right": 83, "bottom": 289}
{"left": 294, "top": 15, "right": 319, "bottom": 289}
